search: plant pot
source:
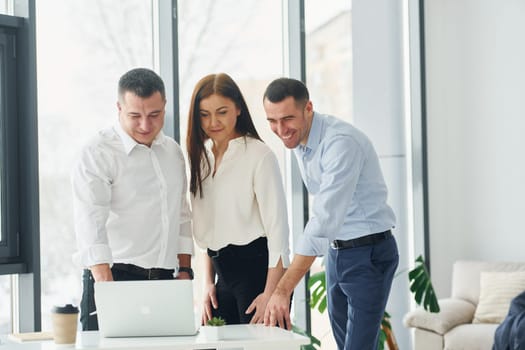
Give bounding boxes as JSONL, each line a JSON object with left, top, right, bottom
{"left": 201, "top": 325, "right": 224, "bottom": 340}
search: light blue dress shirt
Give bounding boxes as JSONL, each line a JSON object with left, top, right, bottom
{"left": 294, "top": 112, "right": 396, "bottom": 256}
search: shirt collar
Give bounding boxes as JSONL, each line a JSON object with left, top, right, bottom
{"left": 299, "top": 112, "right": 321, "bottom": 154}
{"left": 114, "top": 122, "right": 166, "bottom": 155}
{"left": 204, "top": 135, "right": 247, "bottom": 152}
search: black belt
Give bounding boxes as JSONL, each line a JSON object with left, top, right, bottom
{"left": 330, "top": 230, "right": 392, "bottom": 250}
{"left": 112, "top": 263, "right": 174, "bottom": 280}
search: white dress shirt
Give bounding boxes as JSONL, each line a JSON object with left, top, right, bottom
{"left": 72, "top": 123, "right": 194, "bottom": 269}
{"left": 191, "top": 136, "right": 290, "bottom": 268}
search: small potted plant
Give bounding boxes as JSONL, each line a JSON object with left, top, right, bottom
{"left": 202, "top": 316, "right": 226, "bottom": 340}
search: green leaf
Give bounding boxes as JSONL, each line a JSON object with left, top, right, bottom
{"left": 408, "top": 255, "right": 440, "bottom": 313}
{"left": 292, "top": 325, "right": 321, "bottom": 349}
{"left": 377, "top": 326, "right": 387, "bottom": 350}
{"left": 317, "top": 296, "right": 327, "bottom": 313}
{"left": 381, "top": 312, "right": 392, "bottom": 330}
{"left": 307, "top": 271, "right": 325, "bottom": 288}
{"left": 308, "top": 270, "right": 327, "bottom": 314}
{"left": 206, "top": 316, "right": 226, "bottom": 326}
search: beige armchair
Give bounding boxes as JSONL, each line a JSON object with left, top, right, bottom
{"left": 403, "top": 260, "right": 525, "bottom": 350}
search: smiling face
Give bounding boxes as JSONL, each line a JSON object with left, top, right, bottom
{"left": 263, "top": 96, "right": 313, "bottom": 149}
{"left": 118, "top": 91, "right": 166, "bottom": 147}
{"left": 199, "top": 93, "right": 241, "bottom": 145}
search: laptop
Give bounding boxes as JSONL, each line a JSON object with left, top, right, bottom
{"left": 94, "top": 279, "right": 199, "bottom": 337}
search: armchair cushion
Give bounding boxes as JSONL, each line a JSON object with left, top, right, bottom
{"left": 473, "top": 271, "right": 525, "bottom": 324}
{"left": 403, "top": 298, "right": 476, "bottom": 335}
{"left": 445, "top": 323, "right": 498, "bottom": 350}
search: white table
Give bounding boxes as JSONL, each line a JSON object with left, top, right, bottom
{"left": 0, "top": 324, "right": 309, "bottom": 350}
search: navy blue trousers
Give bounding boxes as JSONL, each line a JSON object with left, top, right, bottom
{"left": 326, "top": 235, "right": 399, "bottom": 350}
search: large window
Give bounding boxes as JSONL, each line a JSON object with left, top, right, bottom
{"left": 178, "top": 0, "right": 284, "bottom": 154}
{"left": 7, "top": 3, "right": 357, "bottom": 344}
{"left": 177, "top": 0, "right": 286, "bottom": 314}
{"left": 35, "top": 0, "right": 155, "bottom": 330}
{"left": 304, "top": 1, "right": 352, "bottom": 348}
{"left": 306, "top": 1, "right": 352, "bottom": 122}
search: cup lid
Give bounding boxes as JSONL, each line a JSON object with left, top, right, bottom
{"left": 52, "top": 304, "right": 79, "bottom": 314}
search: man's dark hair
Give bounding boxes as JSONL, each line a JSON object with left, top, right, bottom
{"left": 263, "top": 77, "right": 309, "bottom": 105}
{"left": 118, "top": 68, "right": 166, "bottom": 101}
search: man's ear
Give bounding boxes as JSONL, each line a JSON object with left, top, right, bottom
{"left": 117, "top": 101, "right": 122, "bottom": 112}
{"left": 305, "top": 100, "right": 313, "bottom": 113}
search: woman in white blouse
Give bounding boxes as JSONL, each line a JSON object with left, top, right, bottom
{"left": 186, "top": 73, "right": 290, "bottom": 325}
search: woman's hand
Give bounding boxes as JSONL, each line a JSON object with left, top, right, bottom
{"left": 246, "top": 292, "right": 272, "bottom": 324}
{"left": 201, "top": 282, "right": 218, "bottom": 325}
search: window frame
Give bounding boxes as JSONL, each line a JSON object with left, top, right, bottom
{"left": 0, "top": 3, "right": 41, "bottom": 332}
{"left": 0, "top": 21, "right": 20, "bottom": 263}
{"left": 0, "top": 15, "right": 21, "bottom": 268}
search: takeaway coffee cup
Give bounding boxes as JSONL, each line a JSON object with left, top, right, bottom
{"left": 51, "top": 304, "right": 79, "bottom": 345}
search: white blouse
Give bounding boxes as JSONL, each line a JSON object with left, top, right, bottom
{"left": 191, "top": 136, "right": 290, "bottom": 268}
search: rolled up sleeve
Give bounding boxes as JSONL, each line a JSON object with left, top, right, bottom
{"left": 71, "top": 147, "right": 114, "bottom": 268}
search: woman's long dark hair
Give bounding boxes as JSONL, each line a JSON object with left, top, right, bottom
{"left": 186, "top": 73, "right": 262, "bottom": 198}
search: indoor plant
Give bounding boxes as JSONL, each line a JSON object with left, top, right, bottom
{"left": 201, "top": 316, "right": 226, "bottom": 340}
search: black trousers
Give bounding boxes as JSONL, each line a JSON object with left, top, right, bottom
{"left": 80, "top": 264, "right": 174, "bottom": 331}
{"left": 208, "top": 237, "right": 269, "bottom": 325}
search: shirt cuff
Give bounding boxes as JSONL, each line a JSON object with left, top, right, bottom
{"left": 177, "top": 236, "right": 194, "bottom": 255}
{"left": 73, "top": 244, "right": 113, "bottom": 268}
{"left": 294, "top": 235, "right": 329, "bottom": 257}
{"left": 268, "top": 252, "right": 290, "bottom": 268}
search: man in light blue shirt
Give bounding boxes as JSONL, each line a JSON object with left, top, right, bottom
{"left": 262, "top": 78, "right": 399, "bottom": 350}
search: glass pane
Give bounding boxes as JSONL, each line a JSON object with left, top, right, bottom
{"left": 306, "top": 0, "right": 353, "bottom": 124}
{"left": 178, "top": 0, "right": 284, "bottom": 314}
{"left": 36, "top": 0, "right": 154, "bottom": 330}
{"left": 0, "top": 275, "right": 11, "bottom": 333}
{"left": 178, "top": 0, "right": 284, "bottom": 155}
{"left": 305, "top": 1, "right": 352, "bottom": 349}
{"left": 0, "top": 1, "right": 13, "bottom": 16}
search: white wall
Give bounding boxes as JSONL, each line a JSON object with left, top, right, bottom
{"left": 426, "top": 0, "right": 525, "bottom": 297}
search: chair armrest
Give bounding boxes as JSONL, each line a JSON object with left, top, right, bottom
{"left": 403, "top": 298, "right": 476, "bottom": 335}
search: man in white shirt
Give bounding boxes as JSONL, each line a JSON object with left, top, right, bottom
{"left": 71, "top": 68, "right": 194, "bottom": 330}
